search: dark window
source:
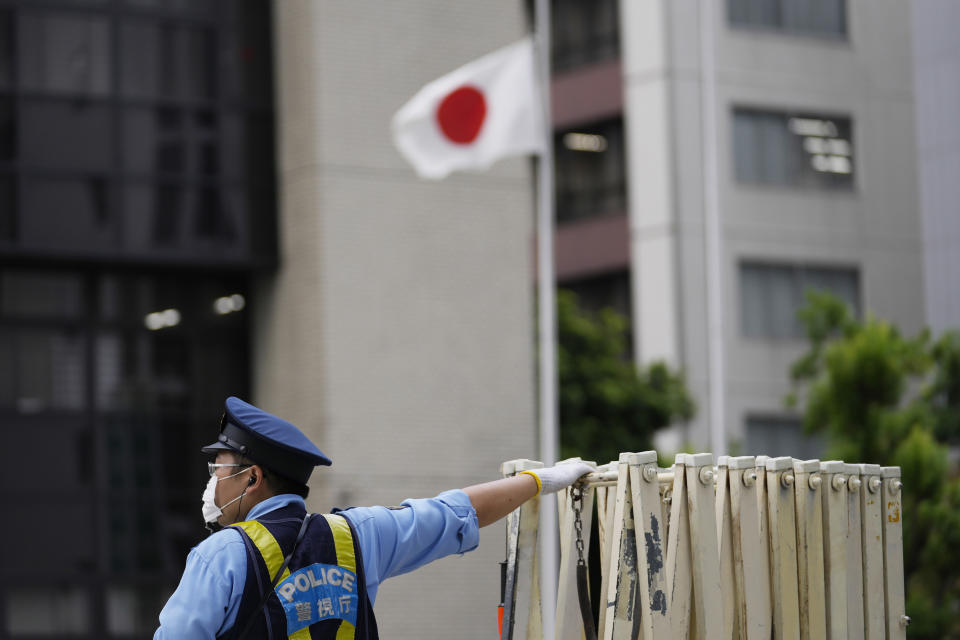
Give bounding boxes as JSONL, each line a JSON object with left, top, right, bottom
{"left": 728, "top": 0, "right": 846, "bottom": 36}
{"left": 555, "top": 119, "right": 627, "bottom": 223}
{"left": 745, "top": 414, "right": 825, "bottom": 460}
{"left": 17, "top": 12, "right": 111, "bottom": 96}
{"left": 561, "top": 271, "right": 633, "bottom": 356}
{"left": 552, "top": 0, "right": 620, "bottom": 72}
{"left": 0, "top": 10, "right": 13, "bottom": 89}
{"left": 122, "top": 107, "right": 220, "bottom": 176}
{"left": 733, "top": 108, "right": 854, "bottom": 189}
{"left": 2, "top": 1, "right": 274, "bottom": 264}
{"left": 0, "top": 269, "right": 84, "bottom": 318}
{"left": 120, "top": 22, "right": 215, "bottom": 100}
{"left": 0, "top": 96, "right": 13, "bottom": 161}
{"left": 20, "top": 176, "right": 114, "bottom": 251}
{"left": 562, "top": 271, "right": 632, "bottom": 320}
{"left": 20, "top": 98, "right": 112, "bottom": 171}
{"left": 0, "top": 176, "right": 14, "bottom": 241}
{"left": 0, "top": 267, "right": 250, "bottom": 637}
{"left": 739, "top": 261, "right": 860, "bottom": 339}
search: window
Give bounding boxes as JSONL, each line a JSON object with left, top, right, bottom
{"left": 551, "top": 0, "right": 619, "bottom": 72}
{"left": 5, "top": 587, "right": 91, "bottom": 634}
{"left": 20, "top": 98, "right": 112, "bottom": 170}
{"left": 119, "top": 22, "right": 215, "bottom": 100}
{"left": 746, "top": 414, "right": 825, "bottom": 460}
{"left": 17, "top": 12, "right": 112, "bottom": 96}
{"left": 0, "top": 267, "right": 250, "bottom": 637}
{"left": 1, "top": 1, "right": 275, "bottom": 264}
{"left": 1, "top": 95, "right": 15, "bottom": 161}
{"left": 555, "top": 119, "right": 627, "bottom": 222}
{"left": 562, "top": 271, "right": 632, "bottom": 320}
{"left": 739, "top": 261, "right": 859, "bottom": 339}
{"left": 0, "top": 10, "right": 13, "bottom": 88}
{"left": 728, "top": 0, "right": 846, "bottom": 37}
{"left": 733, "top": 108, "right": 854, "bottom": 189}
{"left": 0, "top": 176, "right": 13, "bottom": 241}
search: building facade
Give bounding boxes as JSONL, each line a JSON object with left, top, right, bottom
{"left": 0, "top": 0, "right": 939, "bottom": 637}
{"left": 0, "top": 0, "right": 275, "bottom": 636}
{"left": 912, "top": 0, "right": 960, "bottom": 336}
{"left": 552, "top": 0, "right": 926, "bottom": 456}
{"left": 1, "top": 1, "right": 535, "bottom": 638}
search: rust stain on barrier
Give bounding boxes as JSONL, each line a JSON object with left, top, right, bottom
{"left": 887, "top": 501, "right": 900, "bottom": 523}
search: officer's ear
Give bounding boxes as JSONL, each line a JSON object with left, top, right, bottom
{"left": 247, "top": 465, "right": 266, "bottom": 491}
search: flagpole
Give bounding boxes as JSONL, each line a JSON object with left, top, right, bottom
{"left": 534, "top": 0, "right": 559, "bottom": 637}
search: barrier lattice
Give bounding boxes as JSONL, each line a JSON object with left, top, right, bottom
{"left": 500, "top": 453, "right": 907, "bottom": 640}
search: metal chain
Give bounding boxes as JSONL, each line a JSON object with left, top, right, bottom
{"left": 572, "top": 481, "right": 586, "bottom": 568}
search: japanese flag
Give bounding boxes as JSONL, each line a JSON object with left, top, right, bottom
{"left": 392, "top": 38, "right": 546, "bottom": 180}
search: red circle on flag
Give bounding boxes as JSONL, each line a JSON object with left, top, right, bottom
{"left": 436, "top": 86, "right": 487, "bottom": 145}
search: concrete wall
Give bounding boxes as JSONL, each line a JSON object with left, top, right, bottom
{"left": 913, "top": 0, "right": 960, "bottom": 335}
{"left": 624, "top": 0, "right": 925, "bottom": 451}
{"left": 255, "top": 2, "right": 537, "bottom": 637}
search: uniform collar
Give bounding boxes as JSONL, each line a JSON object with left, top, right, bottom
{"left": 244, "top": 494, "right": 306, "bottom": 521}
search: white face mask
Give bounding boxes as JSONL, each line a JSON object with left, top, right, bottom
{"left": 202, "top": 467, "right": 251, "bottom": 530}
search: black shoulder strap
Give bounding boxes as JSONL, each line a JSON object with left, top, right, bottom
{"left": 236, "top": 513, "right": 314, "bottom": 640}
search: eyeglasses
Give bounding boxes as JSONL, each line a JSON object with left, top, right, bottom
{"left": 208, "top": 462, "right": 250, "bottom": 477}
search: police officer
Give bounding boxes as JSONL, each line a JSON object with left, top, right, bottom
{"left": 154, "top": 397, "right": 592, "bottom": 639}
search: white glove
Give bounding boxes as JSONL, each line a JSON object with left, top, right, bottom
{"left": 521, "top": 461, "right": 595, "bottom": 496}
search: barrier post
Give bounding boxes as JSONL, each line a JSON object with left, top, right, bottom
{"left": 793, "top": 459, "right": 826, "bottom": 640}
{"left": 727, "top": 456, "right": 771, "bottom": 639}
{"left": 859, "top": 464, "right": 885, "bottom": 640}
{"left": 593, "top": 462, "right": 616, "bottom": 640}
{"left": 666, "top": 454, "right": 693, "bottom": 638}
{"left": 766, "top": 457, "right": 800, "bottom": 640}
{"left": 715, "top": 456, "right": 736, "bottom": 639}
{"left": 555, "top": 458, "right": 595, "bottom": 640}
{"left": 820, "top": 461, "right": 848, "bottom": 640}
{"left": 501, "top": 459, "right": 544, "bottom": 640}
{"left": 844, "top": 464, "right": 865, "bottom": 640}
{"left": 881, "top": 466, "right": 907, "bottom": 640}
{"left": 626, "top": 452, "right": 670, "bottom": 640}
{"left": 686, "top": 453, "right": 723, "bottom": 640}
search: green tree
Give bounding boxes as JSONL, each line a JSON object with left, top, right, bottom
{"left": 557, "top": 289, "right": 694, "bottom": 465}
{"left": 788, "top": 291, "right": 960, "bottom": 638}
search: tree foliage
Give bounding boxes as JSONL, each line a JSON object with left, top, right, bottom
{"left": 557, "top": 289, "right": 694, "bottom": 465}
{"left": 788, "top": 291, "right": 960, "bottom": 638}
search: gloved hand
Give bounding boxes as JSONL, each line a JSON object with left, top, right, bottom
{"left": 520, "top": 461, "right": 595, "bottom": 496}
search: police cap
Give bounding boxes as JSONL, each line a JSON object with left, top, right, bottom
{"left": 201, "top": 396, "right": 332, "bottom": 485}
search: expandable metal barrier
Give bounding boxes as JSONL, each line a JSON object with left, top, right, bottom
{"left": 500, "top": 453, "right": 908, "bottom": 640}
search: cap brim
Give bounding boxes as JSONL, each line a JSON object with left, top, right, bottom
{"left": 201, "top": 440, "right": 238, "bottom": 455}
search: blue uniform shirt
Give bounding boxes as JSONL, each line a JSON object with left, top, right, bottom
{"left": 155, "top": 490, "right": 479, "bottom": 639}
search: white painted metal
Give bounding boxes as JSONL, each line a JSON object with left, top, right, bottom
{"left": 501, "top": 459, "right": 544, "bottom": 640}
{"left": 593, "top": 462, "right": 616, "bottom": 640}
{"left": 715, "top": 457, "right": 737, "bottom": 639}
{"left": 859, "top": 464, "right": 885, "bottom": 640}
{"left": 820, "top": 461, "right": 848, "bottom": 640}
{"left": 629, "top": 454, "right": 671, "bottom": 640}
{"left": 881, "top": 467, "right": 907, "bottom": 640}
{"left": 766, "top": 457, "right": 800, "bottom": 640}
{"left": 602, "top": 456, "right": 642, "bottom": 640}
{"left": 686, "top": 454, "right": 723, "bottom": 640}
{"left": 844, "top": 464, "right": 865, "bottom": 640}
{"left": 501, "top": 452, "right": 906, "bottom": 640}
{"left": 728, "top": 456, "right": 772, "bottom": 639}
{"left": 793, "top": 459, "right": 827, "bottom": 640}
{"left": 666, "top": 455, "right": 693, "bottom": 638}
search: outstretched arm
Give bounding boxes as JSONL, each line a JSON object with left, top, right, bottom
{"left": 463, "top": 462, "right": 595, "bottom": 527}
